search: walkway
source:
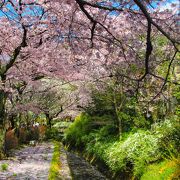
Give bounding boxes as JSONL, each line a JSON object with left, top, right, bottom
{"left": 0, "top": 142, "right": 53, "bottom": 180}
{"left": 0, "top": 143, "right": 108, "bottom": 180}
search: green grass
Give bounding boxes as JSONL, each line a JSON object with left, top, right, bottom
{"left": 13, "top": 173, "right": 17, "bottom": 177}
{"left": 1, "top": 163, "right": 8, "bottom": 171}
{"left": 141, "top": 159, "right": 180, "bottom": 180}
{"left": 48, "top": 141, "right": 61, "bottom": 180}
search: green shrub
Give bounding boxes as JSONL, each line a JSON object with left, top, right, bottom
{"left": 152, "top": 116, "right": 180, "bottom": 159}
{"left": 53, "top": 121, "right": 72, "bottom": 129}
{"left": 84, "top": 126, "right": 117, "bottom": 160}
{"left": 45, "top": 128, "right": 63, "bottom": 141}
{"left": 105, "top": 130, "right": 160, "bottom": 177}
{"left": 13, "top": 173, "right": 17, "bottom": 177}
{"left": 64, "top": 113, "right": 93, "bottom": 148}
{"left": 84, "top": 125, "right": 117, "bottom": 143}
{"left": 172, "top": 86, "right": 180, "bottom": 116}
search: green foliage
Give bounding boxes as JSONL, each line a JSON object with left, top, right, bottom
{"left": 45, "top": 127, "right": 63, "bottom": 141}
{"left": 53, "top": 121, "right": 72, "bottom": 129}
{"left": 86, "top": 87, "right": 117, "bottom": 117}
{"left": 105, "top": 130, "right": 160, "bottom": 177}
{"left": 84, "top": 125, "right": 118, "bottom": 156}
{"left": 153, "top": 36, "right": 169, "bottom": 66}
{"left": 13, "top": 173, "right": 17, "bottom": 177}
{"left": 48, "top": 141, "right": 61, "bottom": 180}
{"left": 63, "top": 73, "right": 179, "bottom": 178}
{"left": 172, "top": 85, "right": 180, "bottom": 116}
{"left": 64, "top": 113, "right": 93, "bottom": 148}
{"left": 86, "top": 84, "right": 150, "bottom": 135}
{"left": 1, "top": 163, "right": 8, "bottom": 171}
{"left": 35, "top": 115, "right": 47, "bottom": 124}
{"left": 141, "top": 159, "right": 180, "bottom": 180}
{"left": 152, "top": 116, "right": 180, "bottom": 160}
{"left": 64, "top": 114, "right": 179, "bottom": 178}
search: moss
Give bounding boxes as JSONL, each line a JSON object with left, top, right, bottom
{"left": 48, "top": 141, "right": 61, "bottom": 180}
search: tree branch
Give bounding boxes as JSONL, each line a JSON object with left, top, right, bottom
{"left": 1, "top": 25, "right": 27, "bottom": 77}
{"left": 134, "top": 0, "right": 179, "bottom": 49}
{"left": 138, "top": 20, "right": 152, "bottom": 81}
{"left": 75, "top": 0, "right": 97, "bottom": 47}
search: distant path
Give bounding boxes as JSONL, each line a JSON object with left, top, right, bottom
{"left": 0, "top": 142, "right": 53, "bottom": 180}
{"left": 67, "top": 151, "right": 108, "bottom": 180}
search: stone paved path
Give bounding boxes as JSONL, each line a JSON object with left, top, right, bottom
{"left": 0, "top": 142, "right": 53, "bottom": 180}
{"left": 67, "top": 152, "right": 108, "bottom": 180}
{"left": 0, "top": 143, "right": 108, "bottom": 180}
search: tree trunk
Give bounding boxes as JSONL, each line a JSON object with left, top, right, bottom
{"left": 112, "top": 86, "right": 123, "bottom": 139}
{"left": 45, "top": 113, "right": 52, "bottom": 128}
{"left": 0, "top": 90, "right": 6, "bottom": 126}
{"left": 9, "top": 115, "right": 15, "bottom": 129}
{"left": 0, "top": 90, "right": 7, "bottom": 158}
{"left": 115, "top": 107, "right": 122, "bottom": 139}
{"left": 48, "top": 118, "right": 52, "bottom": 128}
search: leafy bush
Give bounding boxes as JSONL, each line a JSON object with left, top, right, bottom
{"left": 45, "top": 127, "right": 63, "bottom": 141}
{"left": 82, "top": 129, "right": 161, "bottom": 177}
{"left": 64, "top": 113, "right": 93, "bottom": 148}
{"left": 53, "top": 121, "right": 72, "bottom": 129}
{"left": 105, "top": 130, "right": 160, "bottom": 177}
{"left": 172, "top": 85, "right": 180, "bottom": 116}
{"left": 84, "top": 125, "right": 117, "bottom": 159}
{"left": 88, "top": 118, "right": 179, "bottom": 177}
{"left": 152, "top": 116, "right": 180, "bottom": 159}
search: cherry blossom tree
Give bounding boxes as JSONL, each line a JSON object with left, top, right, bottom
{"left": 0, "top": 0, "right": 179, "bottom": 156}
{"left": 0, "top": 0, "right": 55, "bottom": 155}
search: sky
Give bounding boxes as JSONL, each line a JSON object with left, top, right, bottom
{"left": 158, "top": 0, "right": 179, "bottom": 12}
{"left": 0, "top": 0, "right": 179, "bottom": 19}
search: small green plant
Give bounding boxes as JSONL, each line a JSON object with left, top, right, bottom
{"left": 13, "top": 173, "right": 17, "bottom": 177}
{"left": 1, "top": 163, "right": 8, "bottom": 171}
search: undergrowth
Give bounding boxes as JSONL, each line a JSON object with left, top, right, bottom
{"left": 64, "top": 114, "right": 180, "bottom": 179}
{"left": 141, "top": 159, "right": 180, "bottom": 180}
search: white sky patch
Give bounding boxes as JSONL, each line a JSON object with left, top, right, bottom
{"left": 158, "top": 0, "right": 179, "bottom": 13}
